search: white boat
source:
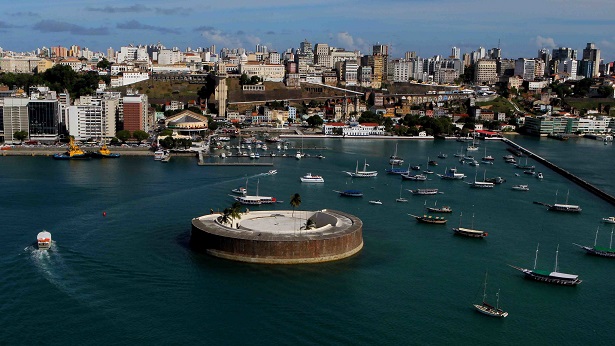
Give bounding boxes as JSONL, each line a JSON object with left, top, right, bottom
{"left": 231, "top": 186, "right": 248, "bottom": 195}
{"left": 344, "top": 160, "right": 378, "bottom": 178}
{"left": 536, "top": 172, "right": 544, "bottom": 179}
{"left": 160, "top": 151, "right": 171, "bottom": 163}
{"left": 249, "top": 152, "right": 256, "bottom": 159}
{"left": 401, "top": 173, "right": 427, "bottom": 181}
{"left": 548, "top": 190, "right": 582, "bottom": 212}
{"left": 267, "top": 169, "right": 278, "bottom": 175}
{"left": 369, "top": 200, "right": 383, "bottom": 205}
{"left": 512, "top": 184, "right": 530, "bottom": 191}
{"left": 468, "top": 170, "right": 494, "bottom": 188}
{"left": 154, "top": 149, "right": 165, "bottom": 160}
{"left": 295, "top": 151, "right": 302, "bottom": 160}
{"left": 37, "top": 230, "right": 52, "bottom": 250}
{"left": 407, "top": 188, "right": 439, "bottom": 195}
{"left": 509, "top": 244, "right": 582, "bottom": 285}
{"left": 233, "top": 179, "right": 277, "bottom": 205}
{"left": 300, "top": 173, "right": 324, "bottom": 183}
{"left": 602, "top": 217, "right": 615, "bottom": 224}
{"left": 220, "top": 152, "right": 226, "bottom": 158}
{"left": 396, "top": 185, "right": 408, "bottom": 202}
{"left": 473, "top": 272, "right": 508, "bottom": 318}
{"left": 389, "top": 143, "right": 404, "bottom": 165}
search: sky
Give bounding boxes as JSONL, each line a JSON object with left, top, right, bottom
{"left": 1, "top": 0, "right": 614, "bottom": 61}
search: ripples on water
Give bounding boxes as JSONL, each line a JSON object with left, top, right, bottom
{"left": 1, "top": 139, "right": 615, "bottom": 344}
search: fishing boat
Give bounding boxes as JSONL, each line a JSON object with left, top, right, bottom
{"left": 409, "top": 214, "right": 447, "bottom": 224}
{"left": 53, "top": 137, "right": 89, "bottom": 160}
{"left": 574, "top": 226, "right": 615, "bottom": 258}
{"left": 90, "top": 142, "right": 120, "bottom": 158}
{"left": 369, "top": 200, "right": 383, "bottom": 205}
{"left": 396, "top": 185, "right": 408, "bottom": 202}
{"left": 437, "top": 153, "right": 448, "bottom": 159}
{"left": 509, "top": 244, "right": 582, "bottom": 285}
{"left": 426, "top": 201, "right": 452, "bottom": 213}
{"left": 603, "top": 217, "right": 615, "bottom": 224}
{"left": 233, "top": 179, "right": 277, "bottom": 205}
{"left": 37, "top": 230, "right": 52, "bottom": 250}
{"left": 389, "top": 143, "right": 404, "bottom": 165}
{"left": 267, "top": 169, "right": 278, "bottom": 175}
{"left": 300, "top": 173, "right": 324, "bottom": 183}
{"left": 473, "top": 272, "right": 508, "bottom": 318}
{"left": 515, "top": 158, "right": 535, "bottom": 170}
{"left": 438, "top": 167, "right": 466, "bottom": 180}
{"left": 344, "top": 160, "right": 378, "bottom": 178}
{"left": 452, "top": 212, "right": 487, "bottom": 238}
{"left": 401, "top": 173, "right": 427, "bottom": 181}
{"left": 511, "top": 184, "right": 530, "bottom": 191}
{"left": 335, "top": 189, "right": 364, "bottom": 197}
{"left": 407, "top": 188, "right": 440, "bottom": 195}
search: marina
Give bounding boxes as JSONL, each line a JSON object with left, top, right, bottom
{"left": 3, "top": 135, "right": 615, "bottom": 344}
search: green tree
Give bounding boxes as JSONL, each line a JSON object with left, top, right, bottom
{"left": 306, "top": 115, "right": 323, "bottom": 128}
{"left": 14, "top": 131, "right": 28, "bottom": 143}
{"left": 132, "top": 130, "right": 149, "bottom": 144}
{"left": 116, "top": 130, "right": 131, "bottom": 143}
{"left": 290, "top": 193, "right": 302, "bottom": 217}
{"left": 160, "top": 136, "right": 175, "bottom": 149}
{"left": 250, "top": 76, "right": 261, "bottom": 85}
{"left": 109, "top": 137, "right": 120, "bottom": 146}
{"left": 239, "top": 73, "right": 250, "bottom": 85}
{"left": 97, "top": 58, "right": 112, "bottom": 70}
{"left": 220, "top": 208, "right": 231, "bottom": 225}
{"left": 160, "top": 129, "right": 173, "bottom": 137}
{"left": 597, "top": 85, "right": 614, "bottom": 98}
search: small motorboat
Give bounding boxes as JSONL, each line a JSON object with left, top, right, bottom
{"left": 37, "top": 230, "right": 52, "bottom": 250}
{"left": 369, "top": 200, "right": 383, "bottom": 205}
{"left": 511, "top": 184, "right": 530, "bottom": 191}
{"left": 267, "top": 170, "right": 278, "bottom": 175}
{"left": 536, "top": 172, "right": 544, "bottom": 179}
{"left": 602, "top": 216, "right": 615, "bottom": 224}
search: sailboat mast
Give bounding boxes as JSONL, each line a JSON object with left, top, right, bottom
{"left": 496, "top": 289, "right": 500, "bottom": 310}
{"left": 534, "top": 243, "right": 539, "bottom": 270}
{"left": 594, "top": 227, "right": 599, "bottom": 247}
{"left": 458, "top": 212, "right": 463, "bottom": 228}
{"left": 483, "top": 271, "right": 488, "bottom": 303}
{"left": 554, "top": 244, "right": 560, "bottom": 272}
{"left": 566, "top": 190, "right": 570, "bottom": 204}
{"left": 610, "top": 226, "right": 614, "bottom": 249}
{"left": 471, "top": 213, "right": 475, "bottom": 229}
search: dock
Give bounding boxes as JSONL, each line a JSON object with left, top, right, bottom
{"left": 197, "top": 162, "right": 274, "bottom": 166}
{"left": 503, "top": 138, "right": 615, "bottom": 206}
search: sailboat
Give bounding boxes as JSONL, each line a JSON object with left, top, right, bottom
{"left": 344, "top": 159, "right": 378, "bottom": 178}
{"left": 453, "top": 212, "right": 487, "bottom": 237}
{"left": 467, "top": 169, "right": 494, "bottom": 188}
{"left": 509, "top": 244, "right": 582, "bottom": 285}
{"left": 473, "top": 271, "right": 508, "bottom": 318}
{"left": 481, "top": 145, "right": 494, "bottom": 162}
{"left": 386, "top": 163, "right": 410, "bottom": 175}
{"left": 466, "top": 137, "right": 479, "bottom": 151}
{"left": 396, "top": 184, "right": 408, "bottom": 202}
{"left": 574, "top": 226, "right": 615, "bottom": 258}
{"left": 233, "top": 179, "right": 277, "bottom": 205}
{"left": 423, "top": 157, "right": 435, "bottom": 174}
{"left": 389, "top": 143, "right": 404, "bottom": 165}
{"left": 548, "top": 189, "right": 582, "bottom": 212}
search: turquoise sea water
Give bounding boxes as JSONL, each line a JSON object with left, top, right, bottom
{"left": 1, "top": 136, "right": 615, "bottom": 345}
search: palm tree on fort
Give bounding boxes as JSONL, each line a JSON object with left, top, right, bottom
{"left": 229, "top": 201, "right": 242, "bottom": 228}
{"left": 220, "top": 208, "right": 231, "bottom": 225}
{"left": 290, "top": 193, "right": 302, "bottom": 217}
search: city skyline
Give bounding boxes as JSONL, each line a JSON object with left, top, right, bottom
{"left": 1, "top": 0, "right": 615, "bottom": 60}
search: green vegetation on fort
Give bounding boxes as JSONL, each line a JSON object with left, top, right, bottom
{"left": 475, "top": 96, "right": 517, "bottom": 115}
{"left": 0, "top": 65, "right": 110, "bottom": 99}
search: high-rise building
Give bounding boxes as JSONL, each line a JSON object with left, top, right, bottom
{"left": 122, "top": 93, "right": 149, "bottom": 132}
{"left": 2, "top": 98, "right": 30, "bottom": 143}
{"left": 582, "top": 43, "right": 600, "bottom": 77}
{"left": 451, "top": 47, "right": 461, "bottom": 59}
{"left": 552, "top": 47, "right": 577, "bottom": 61}
{"left": 514, "top": 58, "right": 537, "bottom": 81}
{"left": 474, "top": 59, "right": 498, "bottom": 84}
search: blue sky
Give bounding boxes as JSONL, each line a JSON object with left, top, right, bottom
{"left": 1, "top": 0, "right": 614, "bottom": 61}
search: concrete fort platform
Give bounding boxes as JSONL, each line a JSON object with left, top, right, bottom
{"left": 191, "top": 209, "right": 363, "bottom": 264}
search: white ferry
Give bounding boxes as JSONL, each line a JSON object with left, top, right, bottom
{"left": 37, "top": 231, "right": 52, "bottom": 250}
{"left": 300, "top": 173, "right": 325, "bottom": 183}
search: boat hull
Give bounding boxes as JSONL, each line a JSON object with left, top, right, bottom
{"left": 473, "top": 304, "right": 508, "bottom": 318}
{"left": 579, "top": 246, "right": 615, "bottom": 258}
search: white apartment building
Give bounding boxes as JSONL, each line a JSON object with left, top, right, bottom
{"left": 474, "top": 59, "right": 498, "bottom": 84}
{"left": 515, "top": 58, "right": 537, "bottom": 81}
{"left": 110, "top": 71, "right": 150, "bottom": 87}
{"left": 239, "top": 62, "right": 285, "bottom": 82}
{"left": 390, "top": 59, "right": 411, "bottom": 82}
{"left": 157, "top": 49, "right": 182, "bottom": 65}
{"left": 116, "top": 45, "right": 149, "bottom": 63}
{"left": 0, "top": 56, "right": 41, "bottom": 73}
{"left": 558, "top": 59, "right": 578, "bottom": 79}
{"left": 68, "top": 96, "right": 119, "bottom": 140}
{"left": 268, "top": 52, "right": 281, "bottom": 65}
{"left": 343, "top": 60, "right": 359, "bottom": 86}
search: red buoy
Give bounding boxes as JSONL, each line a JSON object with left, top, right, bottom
{"left": 103, "top": 212, "right": 107, "bottom": 217}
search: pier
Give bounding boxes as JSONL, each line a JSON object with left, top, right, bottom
{"left": 502, "top": 138, "right": 615, "bottom": 206}
{"left": 197, "top": 162, "right": 274, "bottom": 166}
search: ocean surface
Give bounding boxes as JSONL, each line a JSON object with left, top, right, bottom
{"left": 1, "top": 136, "right": 614, "bottom": 345}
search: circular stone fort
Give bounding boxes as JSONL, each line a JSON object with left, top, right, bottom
{"left": 191, "top": 209, "right": 363, "bottom": 264}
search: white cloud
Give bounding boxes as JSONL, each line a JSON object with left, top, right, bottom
{"left": 534, "top": 35, "right": 557, "bottom": 49}
{"left": 336, "top": 32, "right": 367, "bottom": 52}
{"left": 198, "top": 27, "right": 261, "bottom": 49}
